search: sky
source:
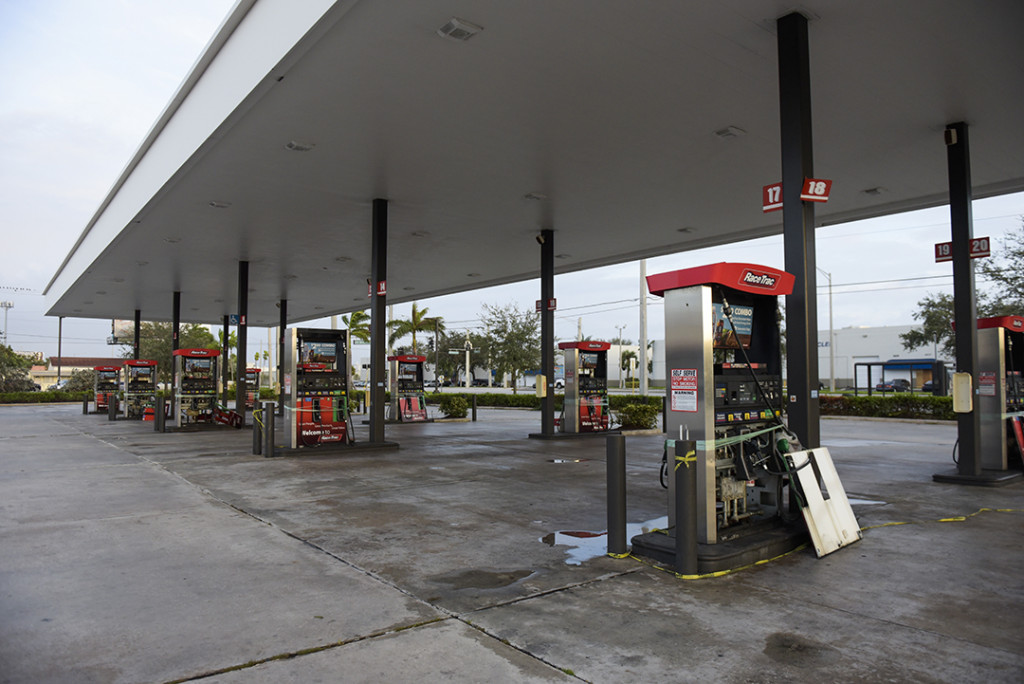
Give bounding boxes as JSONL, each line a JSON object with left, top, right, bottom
{"left": 1, "top": 1, "right": 1022, "bottom": 363}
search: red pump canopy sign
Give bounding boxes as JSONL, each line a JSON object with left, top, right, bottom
{"left": 646, "top": 262, "right": 795, "bottom": 297}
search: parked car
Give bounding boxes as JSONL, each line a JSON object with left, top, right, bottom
{"left": 554, "top": 379, "right": 565, "bottom": 389}
{"left": 875, "top": 378, "right": 912, "bottom": 393}
{"left": 472, "top": 378, "right": 489, "bottom": 387}
{"left": 424, "top": 379, "right": 439, "bottom": 389}
{"left": 921, "top": 380, "right": 934, "bottom": 392}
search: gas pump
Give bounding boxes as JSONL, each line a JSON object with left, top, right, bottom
{"left": 283, "top": 328, "right": 354, "bottom": 448}
{"left": 122, "top": 359, "right": 157, "bottom": 419}
{"left": 173, "top": 348, "right": 220, "bottom": 427}
{"left": 93, "top": 365, "right": 120, "bottom": 413}
{"left": 631, "top": 263, "right": 811, "bottom": 569}
{"left": 976, "top": 315, "right": 1024, "bottom": 472}
{"left": 245, "top": 367, "right": 262, "bottom": 409}
{"left": 388, "top": 355, "right": 429, "bottom": 422}
{"left": 558, "top": 341, "right": 611, "bottom": 433}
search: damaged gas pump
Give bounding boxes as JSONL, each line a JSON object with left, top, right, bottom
{"left": 122, "top": 359, "right": 158, "bottom": 420}
{"left": 631, "top": 263, "right": 859, "bottom": 573}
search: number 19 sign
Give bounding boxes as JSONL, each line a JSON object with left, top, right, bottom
{"left": 935, "top": 237, "right": 991, "bottom": 263}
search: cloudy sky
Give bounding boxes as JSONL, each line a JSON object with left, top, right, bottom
{"left": 2, "top": 1, "right": 1022, "bottom": 362}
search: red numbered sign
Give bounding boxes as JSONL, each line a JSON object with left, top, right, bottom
{"left": 763, "top": 183, "right": 783, "bottom": 213}
{"left": 935, "top": 237, "right": 990, "bottom": 263}
{"left": 800, "top": 178, "right": 832, "bottom": 202}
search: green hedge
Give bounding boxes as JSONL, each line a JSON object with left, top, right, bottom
{"left": 423, "top": 391, "right": 664, "bottom": 413}
{"left": 820, "top": 394, "right": 954, "bottom": 420}
{"left": 0, "top": 391, "right": 92, "bottom": 404}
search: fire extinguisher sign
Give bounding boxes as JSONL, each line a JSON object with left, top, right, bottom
{"left": 670, "top": 368, "right": 699, "bottom": 412}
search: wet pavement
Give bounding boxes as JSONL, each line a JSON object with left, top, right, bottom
{"left": 1, "top": 404, "right": 1022, "bottom": 683}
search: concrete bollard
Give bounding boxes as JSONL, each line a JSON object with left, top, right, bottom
{"left": 154, "top": 396, "right": 165, "bottom": 433}
{"left": 252, "top": 399, "right": 263, "bottom": 455}
{"left": 83, "top": 398, "right": 89, "bottom": 415}
{"left": 674, "top": 439, "right": 699, "bottom": 576}
{"left": 263, "top": 401, "right": 276, "bottom": 457}
{"left": 472, "top": 395, "right": 477, "bottom": 422}
{"left": 108, "top": 394, "right": 117, "bottom": 421}
{"left": 606, "top": 434, "right": 627, "bottom": 556}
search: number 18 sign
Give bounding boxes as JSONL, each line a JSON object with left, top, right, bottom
{"left": 763, "top": 178, "right": 833, "bottom": 212}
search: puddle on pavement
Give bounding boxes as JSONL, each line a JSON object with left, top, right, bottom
{"left": 548, "top": 458, "right": 590, "bottom": 463}
{"left": 541, "top": 515, "right": 668, "bottom": 565}
{"left": 847, "top": 497, "right": 886, "bottom": 506}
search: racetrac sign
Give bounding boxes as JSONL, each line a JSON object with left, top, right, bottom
{"left": 646, "top": 262, "right": 795, "bottom": 297}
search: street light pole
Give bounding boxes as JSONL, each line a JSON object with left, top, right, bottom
{"left": 615, "top": 324, "right": 626, "bottom": 389}
{"left": 816, "top": 268, "right": 834, "bottom": 391}
{"left": 0, "top": 301, "right": 12, "bottom": 345}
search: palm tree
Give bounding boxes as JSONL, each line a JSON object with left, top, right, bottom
{"left": 388, "top": 303, "right": 444, "bottom": 355}
{"left": 342, "top": 310, "right": 371, "bottom": 343}
{"left": 621, "top": 349, "right": 638, "bottom": 385}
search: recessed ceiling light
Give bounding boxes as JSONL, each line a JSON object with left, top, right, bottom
{"left": 83, "top": 300, "right": 93, "bottom": 305}
{"left": 410, "top": 231, "right": 430, "bottom": 238}
{"left": 208, "top": 201, "right": 231, "bottom": 209}
{"left": 285, "top": 141, "right": 315, "bottom": 152}
{"left": 677, "top": 226, "right": 696, "bottom": 234}
{"left": 714, "top": 126, "right": 746, "bottom": 140}
{"left": 314, "top": 306, "right": 324, "bottom": 310}
{"left": 214, "top": 298, "right": 224, "bottom": 303}
{"left": 555, "top": 254, "right": 571, "bottom": 259}
{"left": 190, "top": 307, "right": 199, "bottom": 312}
{"left": 335, "top": 256, "right": 352, "bottom": 262}
{"left": 73, "top": 308, "right": 82, "bottom": 312}
{"left": 523, "top": 192, "right": 547, "bottom": 201}
{"left": 164, "top": 237, "right": 181, "bottom": 244}
{"left": 112, "top": 278, "right": 125, "bottom": 283}
{"left": 467, "top": 273, "right": 480, "bottom": 277}
{"left": 437, "top": 17, "right": 482, "bottom": 41}
{"left": 95, "top": 290, "right": 106, "bottom": 295}
{"left": 403, "top": 286, "right": 415, "bottom": 291}
{"left": 136, "top": 261, "right": 148, "bottom": 267}
{"left": 284, "top": 274, "right": 298, "bottom": 280}
{"left": 862, "top": 186, "right": 886, "bottom": 196}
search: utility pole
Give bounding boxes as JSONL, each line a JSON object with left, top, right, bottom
{"left": 464, "top": 332, "right": 472, "bottom": 389}
{"left": 817, "top": 267, "right": 834, "bottom": 392}
{"left": 639, "top": 259, "right": 648, "bottom": 396}
{"left": 615, "top": 323, "right": 626, "bottom": 389}
{"left": 0, "top": 301, "right": 12, "bottom": 345}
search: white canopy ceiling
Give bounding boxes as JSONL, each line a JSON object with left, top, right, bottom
{"left": 45, "top": 0, "right": 1024, "bottom": 326}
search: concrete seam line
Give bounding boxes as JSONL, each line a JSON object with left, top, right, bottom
{"left": 456, "top": 617, "right": 591, "bottom": 682}
{"left": 162, "top": 617, "right": 450, "bottom": 684}
{"left": 461, "top": 567, "right": 645, "bottom": 616}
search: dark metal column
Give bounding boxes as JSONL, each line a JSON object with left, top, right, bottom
{"left": 369, "top": 198, "right": 388, "bottom": 443}
{"left": 947, "top": 122, "right": 981, "bottom": 477}
{"left": 172, "top": 291, "right": 181, "bottom": 394}
{"left": 540, "top": 229, "right": 555, "bottom": 435}
{"left": 278, "top": 298, "right": 287, "bottom": 417}
{"left": 777, "top": 11, "right": 820, "bottom": 449}
{"left": 236, "top": 260, "right": 248, "bottom": 426}
{"left": 222, "top": 315, "right": 230, "bottom": 405}
{"left": 133, "top": 309, "right": 141, "bottom": 360}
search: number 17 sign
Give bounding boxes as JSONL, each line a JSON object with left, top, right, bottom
{"left": 763, "top": 178, "right": 833, "bottom": 212}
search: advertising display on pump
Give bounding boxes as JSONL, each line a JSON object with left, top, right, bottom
{"left": 93, "top": 365, "right": 120, "bottom": 413}
{"left": 557, "top": 341, "right": 611, "bottom": 433}
{"left": 122, "top": 359, "right": 158, "bottom": 420}
{"left": 975, "top": 315, "right": 1024, "bottom": 473}
{"left": 283, "top": 328, "right": 354, "bottom": 449}
{"left": 631, "top": 262, "right": 860, "bottom": 572}
{"left": 173, "top": 348, "right": 221, "bottom": 427}
{"left": 388, "top": 355, "right": 429, "bottom": 422}
{"left": 245, "top": 367, "right": 261, "bottom": 409}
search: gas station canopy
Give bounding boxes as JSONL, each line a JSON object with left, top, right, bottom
{"left": 44, "top": 0, "right": 1024, "bottom": 326}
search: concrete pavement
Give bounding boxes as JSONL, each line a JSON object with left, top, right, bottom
{"left": 1, "top": 404, "right": 1022, "bottom": 683}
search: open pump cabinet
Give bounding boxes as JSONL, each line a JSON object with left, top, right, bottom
{"left": 630, "top": 262, "right": 860, "bottom": 574}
